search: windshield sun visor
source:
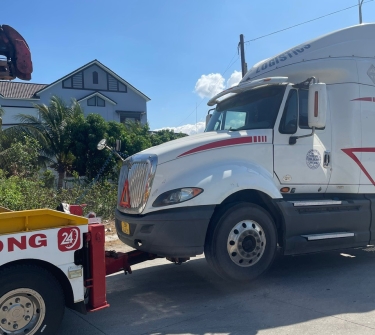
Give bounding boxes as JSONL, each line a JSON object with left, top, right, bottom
{"left": 207, "top": 76, "right": 288, "bottom": 106}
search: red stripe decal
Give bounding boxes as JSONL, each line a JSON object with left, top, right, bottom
{"left": 342, "top": 148, "right": 375, "bottom": 186}
{"left": 178, "top": 136, "right": 260, "bottom": 158}
{"left": 351, "top": 97, "right": 375, "bottom": 102}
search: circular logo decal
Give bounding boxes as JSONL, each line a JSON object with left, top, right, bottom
{"left": 58, "top": 227, "right": 81, "bottom": 252}
{"left": 306, "top": 149, "right": 321, "bottom": 169}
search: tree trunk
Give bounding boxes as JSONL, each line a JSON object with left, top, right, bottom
{"left": 57, "top": 171, "right": 65, "bottom": 189}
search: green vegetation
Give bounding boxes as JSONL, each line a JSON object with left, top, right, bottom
{"left": 0, "top": 172, "right": 117, "bottom": 219}
{"left": 0, "top": 96, "right": 187, "bottom": 219}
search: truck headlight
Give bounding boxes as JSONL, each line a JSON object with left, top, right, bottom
{"left": 152, "top": 188, "right": 203, "bottom": 207}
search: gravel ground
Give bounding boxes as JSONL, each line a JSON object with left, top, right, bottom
{"left": 104, "top": 219, "right": 135, "bottom": 253}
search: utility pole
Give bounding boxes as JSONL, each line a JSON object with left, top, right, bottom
{"left": 239, "top": 34, "right": 247, "bottom": 77}
{"left": 358, "top": 0, "right": 364, "bottom": 24}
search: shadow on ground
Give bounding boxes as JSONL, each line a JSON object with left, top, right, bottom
{"left": 59, "top": 247, "right": 375, "bottom": 335}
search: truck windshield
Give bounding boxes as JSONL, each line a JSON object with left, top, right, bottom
{"left": 205, "top": 85, "right": 286, "bottom": 132}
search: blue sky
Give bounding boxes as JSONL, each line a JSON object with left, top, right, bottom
{"left": 8, "top": 0, "right": 375, "bottom": 132}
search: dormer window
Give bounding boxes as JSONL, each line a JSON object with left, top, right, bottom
{"left": 93, "top": 71, "right": 98, "bottom": 84}
{"left": 97, "top": 97, "right": 105, "bottom": 106}
{"left": 87, "top": 96, "right": 105, "bottom": 107}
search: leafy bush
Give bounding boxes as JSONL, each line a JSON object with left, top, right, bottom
{"left": 0, "top": 171, "right": 117, "bottom": 219}
{"left": 0, "top": 136, "right": 42, "bottom": 178}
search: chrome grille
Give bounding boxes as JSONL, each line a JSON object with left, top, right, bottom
{"left": 128, "top": 161, "right": 150, "bottom": 208}
{"left": 117, "top": 154, "right": 157, "bottom": 214}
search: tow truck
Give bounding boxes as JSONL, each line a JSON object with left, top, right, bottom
{"left": 0, "top": 204, "right": 157, "bottom": 334}
{"left": 0, "top": 25, "right": 159, "bottom": 334}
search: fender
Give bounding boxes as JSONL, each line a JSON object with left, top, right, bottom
{"left": 144, "top": 157, "right": 282, "bottom": 213}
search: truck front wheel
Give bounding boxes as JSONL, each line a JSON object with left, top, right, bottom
{"left": 0, "top": 264, "right": 65, "bottom": 335}
{"left": 205, "top": 202, "right": 277, "bottom": 281}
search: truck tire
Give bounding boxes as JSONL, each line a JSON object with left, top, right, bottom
{"left": 0, "top": 264, "right": 65, "bottom": 335}
{"left": 205, "top": 202, "right": 277, "bottom": 281}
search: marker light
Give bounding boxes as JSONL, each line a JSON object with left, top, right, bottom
{"left": 152, "top": 188, "right": 203, "bottom": 207}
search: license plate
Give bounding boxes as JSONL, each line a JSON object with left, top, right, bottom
{"left": 121, "top": 221, "right": 130, "bottom": 235}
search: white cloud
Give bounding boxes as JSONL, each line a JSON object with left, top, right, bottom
{"left": 154, "top": 121, "right": 205, "bottom": 136}
{"left": 226, "top": 70, "right": 242, "bottom": 88}
{"left": 155, "top": 70, "right": 242, "bottom": 137}
{"left": 194, "top": 70, "right": 242, "bottom": 100}
{"left": 194, "top": 73, "right": 225, "bottom": 99}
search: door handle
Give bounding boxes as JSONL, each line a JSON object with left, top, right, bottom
{"left": 323, "top": 150, "right": 330, "bottom": 168}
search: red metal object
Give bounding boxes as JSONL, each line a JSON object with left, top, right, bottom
{"left": 86, "top": 223, "right": 110, "bottom": 312}
{"left": 69, "top": 204, "right": 85, "bottom": 216}
{"left": 61, "top": 203, "right": 157, "bottom": 312}
{"left": 0, "top": 25, "right": 32, "bottom": 80}
{"left": 105, "top": 250, "right": 157, "bottom": 276}
{"left": 119, "top": 180, "right": 131, "bottom": 208}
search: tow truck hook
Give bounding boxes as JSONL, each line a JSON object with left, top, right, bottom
{"left": 166, "top": 257, "right": 190, "bottom": 265}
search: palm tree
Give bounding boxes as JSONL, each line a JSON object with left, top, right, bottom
{"left": 14, "top": 96, "right": 84, "bottom": 188}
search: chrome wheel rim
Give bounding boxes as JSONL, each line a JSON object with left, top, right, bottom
{"left": 227, "top": 220, "right": 266, "bottom": 267}
{"left": 0, "top": 288, "right": 45, "bottom": 335}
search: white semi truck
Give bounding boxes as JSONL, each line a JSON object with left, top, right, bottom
{"left": 114, "top": 23, "right": 375, "bottom": 281}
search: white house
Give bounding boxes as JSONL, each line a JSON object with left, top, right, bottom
{"left": 0, "top": 60, "right": 150, "bottom": 127}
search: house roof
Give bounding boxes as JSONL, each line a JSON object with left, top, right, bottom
{"left": 0, "top": 81, "right": 47, "bottom": 99}
{"left": 35, "top": 59, "right": 151, "bottom": 101}
{"left": 78, "top": 91, "right": 117, "bottom": 105}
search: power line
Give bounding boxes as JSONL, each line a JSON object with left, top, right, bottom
{"left": 177, "top": 98, "right": 206, "bottom": 127}
{"left": 222, "top": 52, "right": 240, "bottom": 76}
{"left": 176, "top": 1, "right": 374, "bottom": 129}
{"left": 245, "top": 0, "right": 374, "bottom": 43}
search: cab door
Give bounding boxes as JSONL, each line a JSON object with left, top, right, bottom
{"left": 273, "top": 85, "right": 332, "bottom": 193}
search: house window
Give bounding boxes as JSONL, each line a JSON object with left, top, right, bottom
{"left": 107, "top": 74, "right": 127, "bottom": 92}
{"left": 72, "top": 72, "right": 83, "bottom": 88}
{"left": 93, "top": 71, "right": 98, "bottom": 84}
{"left": 87, "top": 96, "right": 106, "bottom": 107}
{"left": 97, "top": 97, "right": 105, "bottom": 107}
{"left": 119, "top": 112, "right": 141, "bottom": 123}
{"left": 87, "top": 97, "right": 96, "bottom": 106}
{"left": 62, "top": 78, "right": 72, "bottom": 88}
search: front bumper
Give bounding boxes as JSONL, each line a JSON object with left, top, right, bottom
{"left": 115, "top": 205, "right": 215, "bottom": 257}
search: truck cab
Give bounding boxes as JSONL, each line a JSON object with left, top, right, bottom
{"left": 115, "top": 23, "right": 375, "bottom": 281}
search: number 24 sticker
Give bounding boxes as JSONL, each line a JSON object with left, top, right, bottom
{"left": 58, "top": 227, "right": 81, "bottom": 252}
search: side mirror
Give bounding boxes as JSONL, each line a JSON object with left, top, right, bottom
{"left": 206, "top": 108, "right": 215, "bottom": 128}
{"left": 96, "top": 138, "right": 125, "bottom": 162}
{"left": 115, "top": 139, "right": 121, "bottom": 151}
{"left": 205, "top": 113, "right": 212, "bottom": 127}
{"left": 308, "top": 83, "right": 327, "bottom": 128}
{"left": 97, "top": 139, "right": 107, "bottom": 150}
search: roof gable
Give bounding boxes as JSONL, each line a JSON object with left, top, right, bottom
{"left": 35, "top": 60, "right": 150, "bottom": 101}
